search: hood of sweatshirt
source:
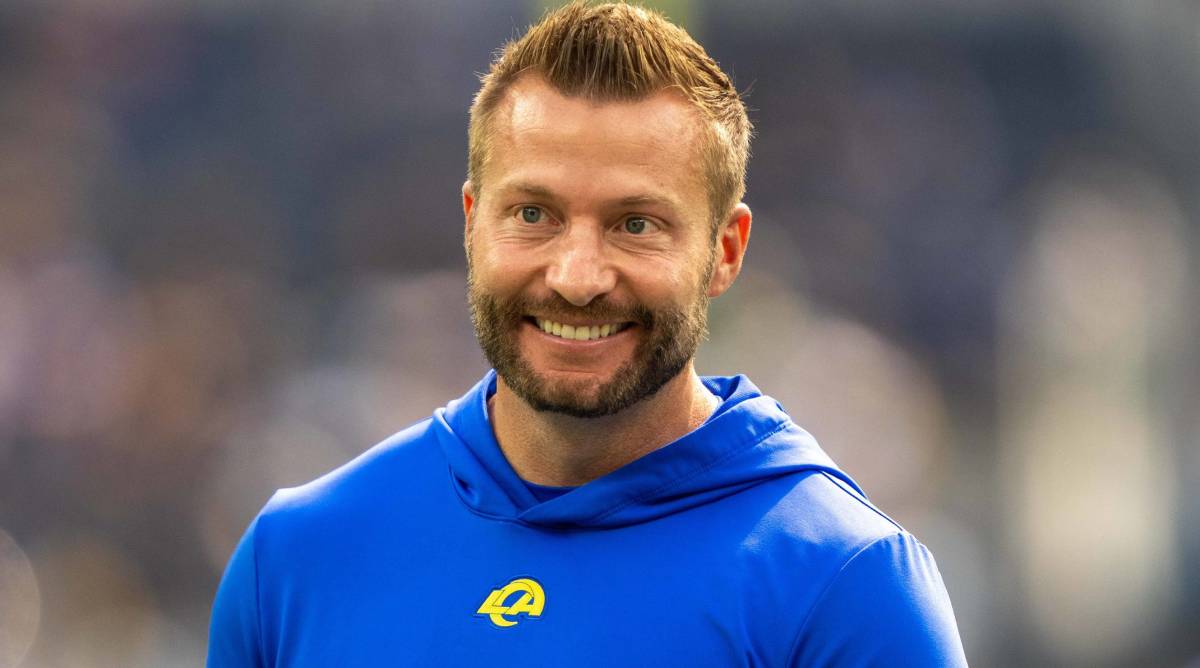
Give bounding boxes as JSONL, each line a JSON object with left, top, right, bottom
{"left": 431, "top": 370, "right": 861, "bottom": 529}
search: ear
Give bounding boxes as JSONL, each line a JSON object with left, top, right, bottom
{"left": 462, "top": 180, "right": 477, "bottom": 255}
{"left": 462, "top": 180, "right": 476, "bottom": 233}
{"left": 706, "top": 203, "right": 752, "bottom": 298}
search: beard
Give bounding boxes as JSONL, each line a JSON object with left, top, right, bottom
{"left": 467, "top": 267, "right": 711, "bottom": 419}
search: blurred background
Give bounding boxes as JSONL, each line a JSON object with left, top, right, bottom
{"left": 0, "top": 0, "right": 1195, "bottom": 665}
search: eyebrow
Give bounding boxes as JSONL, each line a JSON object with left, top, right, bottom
{"left": 496, "top": 181, "right": 682, "bottom": 213}
{"left": 501, "top": 182, "right": 558, "bottom": 201}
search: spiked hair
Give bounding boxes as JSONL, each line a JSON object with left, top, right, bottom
{"left": 467, "top": 2, "right": 751, "bottom": 229}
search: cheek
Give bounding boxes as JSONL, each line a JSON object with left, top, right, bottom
{"left": 622, "top": 253, "right": 709, "bottom": 299}
{"left": 471, "top": 249, "right": 544, "bottom": 303}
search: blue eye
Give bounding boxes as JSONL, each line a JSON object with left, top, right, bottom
{"left": 521, "top": 206, "right": 543, "bottom": 223}
{"left": 624, "top": 217, "right": 648, "bottom": 234}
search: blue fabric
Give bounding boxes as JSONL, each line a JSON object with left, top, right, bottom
{"left": 208, "top": 370, "right": 967, "bottom": 666}
{"left": 523, "top": 479, "right": 576, "bottom": 503}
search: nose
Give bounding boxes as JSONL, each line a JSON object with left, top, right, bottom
{"left": 544, "top": 222, "right": 617, "bottom": 306}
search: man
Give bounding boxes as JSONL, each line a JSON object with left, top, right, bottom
{"left": 208, "top": 3, "right": 967, "bottom": 666}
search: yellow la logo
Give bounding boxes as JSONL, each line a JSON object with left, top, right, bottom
{"left": 475, "top": 577, "right": 545, "bottom": 628}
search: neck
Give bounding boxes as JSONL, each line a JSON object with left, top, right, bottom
{"left": 488, "top": 364, "right": 719, "bottom": 487}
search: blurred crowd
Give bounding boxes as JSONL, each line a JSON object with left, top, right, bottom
{"left": 0, "top": 1, "right": 1196, "bottom": 666}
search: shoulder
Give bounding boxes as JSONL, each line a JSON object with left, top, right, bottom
{"left": 209, "top": 417, "right": 455, "bottom": 666}
{"left": 749, "top": 468, "right": 907, "bottom": 570}
{"left": 758, "top": 473, "right": 968, "bottom": 666}
{"left": 786, "top": 529, "right": 968, "bottom": 666}
{"left": 724, "top": 468, "right": 965, "bottom": 664}
{"left": 254, "top": 416, "right": 444, "bottom": 542}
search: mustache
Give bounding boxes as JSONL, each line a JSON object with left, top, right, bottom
{"left": 501, "top": 293, "right": 654, "bottom": 327}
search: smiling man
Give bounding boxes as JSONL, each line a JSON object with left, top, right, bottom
{"left": 464, "top": 71, "right": 743, "bottom": 486}
{"left": 208, "top": 3, "right": 967, "bottom": 666}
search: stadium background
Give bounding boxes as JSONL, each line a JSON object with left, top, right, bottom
{"left": 0, "top": 0, "right": 1196, "bottom": 665}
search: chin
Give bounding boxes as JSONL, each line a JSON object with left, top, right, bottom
{"left": 505, "top": 358, "right": 682, "bottom": 419}
{"left": 520, "top": 374, "right": 615, "bottom": 418}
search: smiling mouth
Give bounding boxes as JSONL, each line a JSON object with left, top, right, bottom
{"left": 528, "top": 317, "right": 633, "bottom": 342}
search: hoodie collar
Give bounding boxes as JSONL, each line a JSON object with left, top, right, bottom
{"left": 432, "top": 370, "right": 858, "bottom": 529}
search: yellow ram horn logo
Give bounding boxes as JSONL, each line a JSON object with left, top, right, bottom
{"left": 475, "top": 577, "right": 546, "bottom": 628}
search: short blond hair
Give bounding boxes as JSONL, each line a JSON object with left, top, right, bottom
{"left": 467, "top": 1, "right": 751, "bottom": 231}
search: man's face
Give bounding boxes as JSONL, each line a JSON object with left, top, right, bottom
{"left": 464, "top": 76, "right": 719, "bottom": 418}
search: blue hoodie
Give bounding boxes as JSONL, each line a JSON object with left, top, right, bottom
{"left": 208, "top": 371, "right": 967, "bottom": 666}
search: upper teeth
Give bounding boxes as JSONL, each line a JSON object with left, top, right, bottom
{"left": 536, "top": 318, "right": 627, "bottom": 341}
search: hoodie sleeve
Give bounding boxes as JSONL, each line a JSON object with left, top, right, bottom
{"left": 207, "top": 518, "right": 266, "bottom": 668}
{"left": 787, "top": 532, "right": 968, "bottom": 667}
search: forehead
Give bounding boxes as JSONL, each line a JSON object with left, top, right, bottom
{"left": 484, "top": 75, "right": 708, "bottom": 206}
{"left": 501, "top": 75, "right": 704, "bottom": 144}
